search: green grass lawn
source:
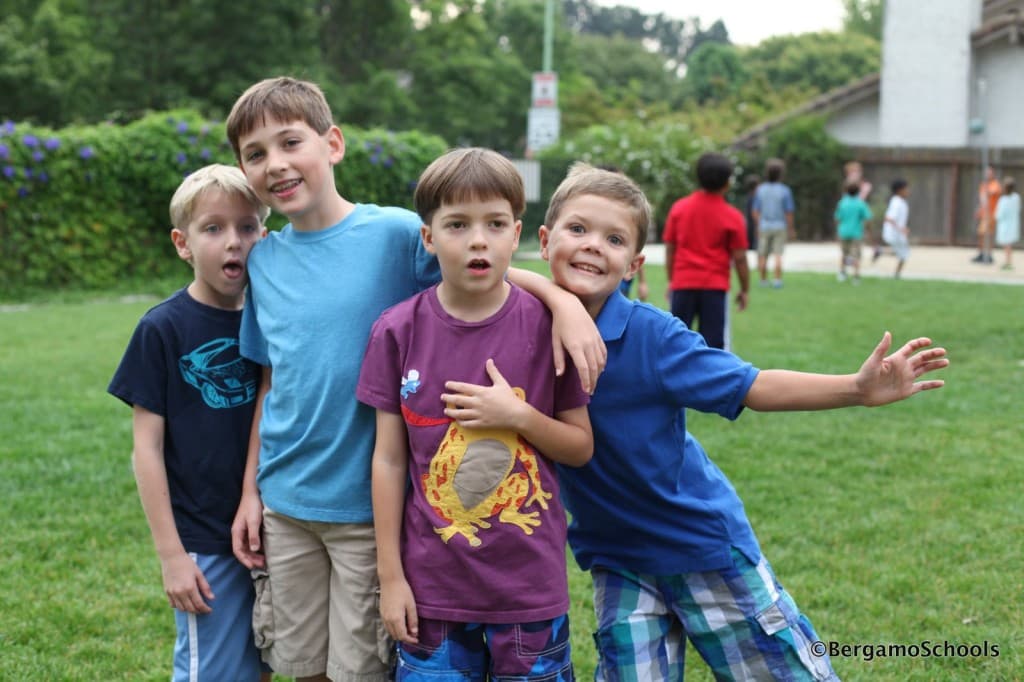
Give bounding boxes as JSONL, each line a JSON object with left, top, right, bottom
{"left": 2, "top": 267, "right": 1022, "bottom": 680}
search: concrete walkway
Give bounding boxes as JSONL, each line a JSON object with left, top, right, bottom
{"left": 521, "top": 243, "right": 1024, "bottom": 286}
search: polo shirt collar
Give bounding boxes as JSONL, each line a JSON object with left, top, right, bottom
{"left": 595, "top": 291, "right": 632, "bottom": 342}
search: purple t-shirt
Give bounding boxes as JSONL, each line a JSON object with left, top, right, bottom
{"left": 357, "top": 284, "right": 589, "bottom": 623}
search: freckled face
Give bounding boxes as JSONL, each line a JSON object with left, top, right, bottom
{"left": 540, "top": 194, "right": 644, "bottom": 318}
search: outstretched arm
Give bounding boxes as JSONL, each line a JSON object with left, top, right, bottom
{"left": 442, "top": 359, "right": 593, "bottom": 466}
{"left": 508, "top": 267, "right": 606, "bottom": 393}
{"left": 744, "top": 332, "right": 947, "bottom": 412}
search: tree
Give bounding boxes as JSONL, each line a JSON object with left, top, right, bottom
{"left": 684, "top": 42, "right": 746, "bottom": 104}
{"left": 743, "top": 31, "right": 880, "bottom": 95}
{"left": 843, "top": 0, "right": 884, "bottom": 41}
{"left": 0, "top": 0, "right": 112, "bottom": 124}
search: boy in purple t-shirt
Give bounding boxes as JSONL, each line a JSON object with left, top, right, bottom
{"left": 356, "top": 148, "right": 593, "bottom": 679}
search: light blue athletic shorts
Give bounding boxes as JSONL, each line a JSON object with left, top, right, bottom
{"left": 172, "top": 552, "right": 265, "bottom": 682}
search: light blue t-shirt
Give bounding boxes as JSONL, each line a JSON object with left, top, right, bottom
{"left": 753, "top": 182, "right": 795, "bottom": 231}
{"left": 557, "top": 292, "right": 762, "bottom": 574}
{"left": 241, "top": 204, "right": 440, "bottom": 522}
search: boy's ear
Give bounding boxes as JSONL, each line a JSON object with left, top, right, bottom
{"left": 512, "top": 219, "right": 522, "bottom": 250}
{"left": 170, "top": 227, "right": 192, "bottom": 263}
{"left": 624, "top": 252, "right": 646, "bottom": 281}
{"left": 420, "top": 224, "right": 436, "bottom": 254}
{"left": 537, "top": 225, "right": 551, "bottom": 260}
{"left": 326, "top": 125, "right": 345, "bottom": 165}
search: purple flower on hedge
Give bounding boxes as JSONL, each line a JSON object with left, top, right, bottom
{"left": 177, "top": 121, "right": 189, "bottom": 134}
{"left": 79, "top": 146, "right": 95, "bottom": 160}
{"left": 187, "top": 136, "right": 197, "bottom": 146}
{"left": 18, "top": 186, "right": 30, "bottom": 197}
{"left": 383, "top": 157, "right": 394, "bottom": 168}
{"left": 370, "top": 154, "right": 379, "bottom": 165}
{"left": 22, "top": 134, "right": 39, "bottom": 148}
{"left": 2, "top": 121, "right": 14, "bottom": 135}
{"left": 2, "top": 165, "right": 14, "bottom": 179}
{"left": 201, "top": 124, "right": 211, "bottom": 136}
{"left": 24, "top": 168, "right": 33, "bottom": 180}
{"left": 0, "top": 143, "right": 8, "bottom": 160}
{"left": 176, "top": 151, "right": 188, "bottom": 165}
{"left": 37, "top": 171, "right": 49, "bottom": 183}
{"left": 44, "top": 137, "right": 60, "bottom": 150}
{"left": 199, "top": 148, "right": 211, "bottom": 160}
{"left": 32, "top": 150, "right": 44, "bottom": 162}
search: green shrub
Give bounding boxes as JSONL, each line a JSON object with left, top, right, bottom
{"left": 741, "top": 115, "right": 849, "bottom": 241}
{"left": 537, "top": 120, "right": 715, "bottom": 237}
{"left": 0, "top": 112, "right": 446, "bottom": 293}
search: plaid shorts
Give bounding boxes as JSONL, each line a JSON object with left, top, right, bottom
{"left": 591, "top": 550, "right": 839, "bottom": 681}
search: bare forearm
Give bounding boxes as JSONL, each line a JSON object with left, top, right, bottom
{"left": 133, "top": 447, "right": 186, "bottom": 558}
{"left": 242, "top": 367, "right": 270, "bottom": 496}
{"left": 372, "top": 413, "right": 410, "bottom": 582}
{"left": 510, "top": 405, "right": 592, "bottom": 466}
{"left": 744, "top": 369, "right": 861, "bottom": 412}
{"left": 664, "top": 243, "right": 675, "bottom": 284}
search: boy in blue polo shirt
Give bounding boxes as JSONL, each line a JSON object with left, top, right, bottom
{"left": 450, "top": 164, "right": 949, "bottom": 680}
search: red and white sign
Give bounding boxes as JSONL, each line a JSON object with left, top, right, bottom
{"left": 532, "top": 72, "right": 558, "bottom": 108}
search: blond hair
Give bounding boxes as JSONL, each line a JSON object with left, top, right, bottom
{"left": 545, "top": 163, "right": 651, "bottom": 252}
{"left": 169, "top": 164, "right": 269, "bottom": 231}
{"left": 225, "top": 77, "right": 334, "bottom": 160}
{"left": 414, "top": 148, "right": 526, "bottom": 224}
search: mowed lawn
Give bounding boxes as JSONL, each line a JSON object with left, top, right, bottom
{"left": 1, "top": 265, "right": 1021, "bottom": 681}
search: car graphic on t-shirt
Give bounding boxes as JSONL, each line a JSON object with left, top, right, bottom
{"left": 178, "top": 338, "right": 256, "bottom": 409}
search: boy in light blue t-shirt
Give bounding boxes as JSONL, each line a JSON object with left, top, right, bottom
{"left": 834, "top": 181, "right": 873, "bottom": 283}
{"left": 451, "top": 164, "right": 949, "bottom": 681}
{"left": 224, "top": 78, "right": 604, "bottom": 681}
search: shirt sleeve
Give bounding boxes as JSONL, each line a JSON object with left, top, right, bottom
{"left": 355, "top": 316, "right": 403, "bottom": 414}
{"left": 107, "top": 317, "right": 168, "bottom": 416}
{"left": 239, "top": 285, "right": 269, "bottom": 366}
{"left": 654, "top": 313, "right": 758, "bottom": 419}
{"left": 783, "top": 187, "right": 795, "bottom": 212}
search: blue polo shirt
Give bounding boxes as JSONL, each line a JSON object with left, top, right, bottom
{"left": 557, "top": 292, "right": 762, "bottom": 575}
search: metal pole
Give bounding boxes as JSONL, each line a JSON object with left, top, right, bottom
{"left": 543, "top": 0, "right": 554, "bottom": 73}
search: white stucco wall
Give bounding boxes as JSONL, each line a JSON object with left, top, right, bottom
{"left": 880, "top": 0, "right": 983, "bottom": 146}
{"left": 970, "top": 41, "right": 1024, "bottom": 148}
{"left": 826, "top": 95, "right": 881, "bottom": 146}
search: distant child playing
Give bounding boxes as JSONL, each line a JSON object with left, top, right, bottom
{"left": 357, "top": 147, "right": 593, "bottom": 680}
{"left": 663, "top": 152, "right": 750, "bottom": 351}
{"left": 834, "top": 180, "right": 873, "bottom": 283}
{"left": 225, "top": 78, "right": 603, "bottom": 681}
{"left": 108, "top": 165, "right": 270, "bottom": 681}
{"left": 995, "top": 176, "right": 1020, "bottom": 270}
{"left": 449, "top": 163, "right": 949, "bottom": 681}
{"left": 878, "top": 178, "right": 911, "bottom": 279}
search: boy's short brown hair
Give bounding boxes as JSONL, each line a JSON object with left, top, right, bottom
{"left": 226, "top": 77, "right": 334, "bottom": 160}
{"left": 545, "top": 163, "right": 651, "bottom": 253}
{"left": 414, "top": 148, "right": 526, "bottom": 225}
{"left": 169, "top": 164, "right": 269, "bottom": 231}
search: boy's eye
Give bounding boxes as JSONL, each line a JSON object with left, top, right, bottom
{"left": 489, "top": 220, "right": 508, "bottom": 229}
{"left": 243, "top": 223, "right": 260, "bottom": 233}
{"left": 284, "top": 138, "right": 301, "bottom": 148}
{"left": 245, "top": 150, "right": 264, "bottom": 163}
{"left": 203, "top": 224, "right": 221, "bottom": 233}
{"left": 608, "top": 234, "right": 624, "bottom": 246}
{"left": 446, "top": 221, "right": 466, "bottom": 230}
{"left": 568, "top": 224, "right": 585, "bottom": 234}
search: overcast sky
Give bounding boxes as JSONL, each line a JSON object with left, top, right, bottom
{"left": 592, "top": 0, "right": 847, "bottom": 46}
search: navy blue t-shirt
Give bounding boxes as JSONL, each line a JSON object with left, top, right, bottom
{"left": 108, "top": 288, "right": 258, "bottom": 554}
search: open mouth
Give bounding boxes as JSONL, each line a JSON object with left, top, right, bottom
{"left": 223, "top": 261, "right": 244, "bottom": 278}
{"left": 468, "top": 259, "right": 491, "bottom": 271}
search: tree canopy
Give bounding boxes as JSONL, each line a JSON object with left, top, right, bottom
{"left": 0, "top": 0, "right": 881, "bottom": 151}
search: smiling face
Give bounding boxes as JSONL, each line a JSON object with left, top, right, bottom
{"left": 421, "top": 196, "right": 522, "bottom": 321}
{"left": 540, "top": 194, "right": 645, "bottom": 319}
{"left": 237, "top": 117, "right": 346, "bottom": 232}
{"left": 171, "top": 189, "right": 265, "bottom": 310}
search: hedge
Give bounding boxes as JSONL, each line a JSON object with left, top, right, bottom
{"left": 0, "top": 111, "right": 447, "bottom": 292}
